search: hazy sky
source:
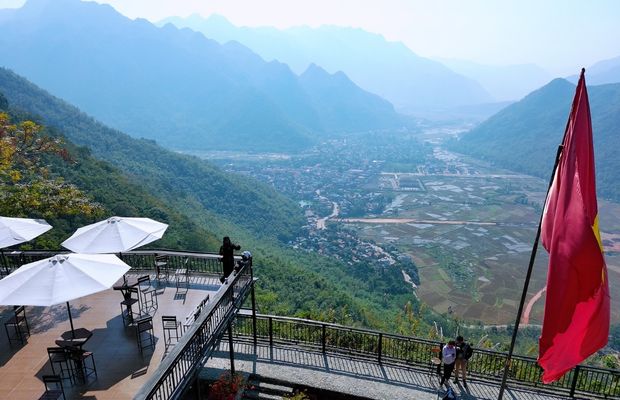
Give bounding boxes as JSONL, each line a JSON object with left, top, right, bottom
{"left": 2, "top": 0, "right": 619, "bottom": 75}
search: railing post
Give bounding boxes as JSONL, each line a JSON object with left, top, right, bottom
{"left": 378, "top": 333, "right": 383, "bottom": 363}
{"left": 228, "top": 323, "right": 235, "bottom": 375}
{"left": 322, "top": 324, "right": 326, "bottom": 353}
{"left": 269, "top": 317, "right": 273, "bottom": 348}
{"left": 569, "top": 365, "right": 580, "bottom": 398}
{"left": 251, "top": 267, "right": 257, "bottom": 347}
{"left": 194, "top": 369, "right": 201, "bottom": 400}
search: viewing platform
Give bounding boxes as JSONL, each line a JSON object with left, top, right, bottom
{"left": 0, "top": 250, "right": 618, "bottom": 399}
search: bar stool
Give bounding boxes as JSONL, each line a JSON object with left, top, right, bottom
{"left": 154, "top": 254, "right": 169, "bottom": 285}
{"left": 135, "top": 315, "right": 155, "bottom": 354}
{"left": 161, "top": 315, "right": 181, "bottom": 350}
{"left": 137, "top": 275, "right": 158, "bottom": 314}
{"left": 67, "top": 346, "right": 97, "bottom": 384}
{"left": 4, "top": 305, "right": 30, "bottom": 346}
{"left": 47, "top": 347, "right": 74, "bottom": 385}
{"left": 40, "top": 375, "right": 66, "bottom": 400}
{"left": 174, "top": 268, "right": 189, "bottom": 294}
{"left": 120, "top": 287, "right": 139, "bottom": 327}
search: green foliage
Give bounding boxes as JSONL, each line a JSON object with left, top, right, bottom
{"left": 283, "top": 391, "right": 310, "bottom": 400}
{"left": 449, "top": 79, "right": 620, "bottom": 202}
{"left": 0, "top": 112, "right": 101, "bottom": 219}
{"left": 0, "top": 67, "right": 304, "bottom": 243}
{"left": 0, "top": 92, "right": 8, "bottom": 110}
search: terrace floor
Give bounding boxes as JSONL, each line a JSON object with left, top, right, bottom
{"left": 204, "top": 341, "right": 579, "bottom": 400}
{"left": 0, "top": 272, "right": 220, "bottom": 400}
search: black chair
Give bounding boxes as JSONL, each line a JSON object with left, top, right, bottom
{"left": 39, "top": 375, "right": 66, "bottom": 400}
{"left": 47, "top": 347, "right": 74, "bottom": 385}
{"left": 135, "top": 315, "right": 155, "bottom": 354}
{"left": 137, "top": 275, "right": 158, "bottom": 314}
{"left": 4, "top": 305, "right": 30, "bottom": 346}
{"left": 174, "top": 267, "right": 189, "bottom": 295}
{"left": 67, "top": 346, "right": 97, "bottom": 384}
{"left": 120, "top": 287, "right": 140, "bottom": 327}
{"left": 154, "top": 254, "right": 169, "bottom": 284}
{"left": 161, "top": 315, "right": 181, "bottom": 351}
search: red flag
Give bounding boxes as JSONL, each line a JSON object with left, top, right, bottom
{"left": 539, "top": 69, "right": 610, "bottom": 383}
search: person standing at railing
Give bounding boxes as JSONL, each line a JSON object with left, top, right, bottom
{"left": 219, "top": 236, "right": 240, "bottom": 283}
{"left": 454, "top": 335, "right": 472, "bottom": 388}
{"left": 439, "top": 340, "right": 457, "bottom": 388}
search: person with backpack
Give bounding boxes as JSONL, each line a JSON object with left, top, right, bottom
{"left": 439, "top": 340, "right": 457, "bottom": 387}
{"left": 454, "top": 335, "right": 473, "bottom": 388}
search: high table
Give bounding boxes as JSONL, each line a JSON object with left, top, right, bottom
{"left": 55, "top": 327, "right": 94, "bottom": 384}
{"left": 55, "top": 327, "right": 92, "bottom": 349}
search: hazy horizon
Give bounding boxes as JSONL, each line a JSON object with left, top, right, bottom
{"left": 2, "top": 0, "right": 619, "bottom": 76}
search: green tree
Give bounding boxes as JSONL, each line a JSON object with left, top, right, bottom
{"left": 0, "top": 112, "right": 100, "bottom": 217}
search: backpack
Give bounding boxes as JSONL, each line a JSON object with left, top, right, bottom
{"left": 463, "top": 343, "right": 473, "bottom": 360}
{"left": 442, "top": 387, "right": 457, "bottom": 400}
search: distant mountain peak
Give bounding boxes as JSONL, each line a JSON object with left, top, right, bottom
{"left": 204, "top": 13, "right": 234, "bottom": 25}
{"left": 302, "top": 62, "right": 328, "bottom": 75}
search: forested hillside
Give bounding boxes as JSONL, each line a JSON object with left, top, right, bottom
{"left": 0, "top": 67, "right": 303, "bottom": 242}
{"left": 0, "top": 67, "right": 423, "bottom": 332}
{"left": 450, "top": 79, "right": 620, "bottom": 201}
{"left": 2, "top": 103, "right": 221, "bottom": 251}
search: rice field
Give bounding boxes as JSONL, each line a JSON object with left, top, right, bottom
{"left": 341, "top": 155, "right": 620, "bottom": 325}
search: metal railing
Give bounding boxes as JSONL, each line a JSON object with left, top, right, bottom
{"left": 0, "top": 249, "right": 232, "bottom": 276}
{"left": 134, "top": 261, "right": 254, "bottom": 400}
{"left": 233, "top": 314, "right": 620, "bottom": 399}
{"left": 3, "top": 251, "right": 617, "bottom": 398}
{"left": 1, "top": 249, "right": 252, "bottom": 400}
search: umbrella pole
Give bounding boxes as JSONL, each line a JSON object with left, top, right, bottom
{"left": 67, "top": 301, "right": 76, "bottom": 339}
{"left": 119, "top": 252, "right": 127, "bottom": 284}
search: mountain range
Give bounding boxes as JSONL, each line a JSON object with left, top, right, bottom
{"left": 159, "top": 14, "right": 494, "bottom": 112}
{"left": 567, "top": 56, "right": 620, "bottom": 85}
{"left": 0, "top": 0, "right": 406, "bottom": 152}
{"left": 451, "top": 78, "right": 620, "bottom": 202}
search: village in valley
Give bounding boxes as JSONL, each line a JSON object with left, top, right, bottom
{"left": 197, "top": 126, "right": 620, "bottom": 327}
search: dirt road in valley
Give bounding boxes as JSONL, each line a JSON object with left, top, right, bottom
{"left": 521, "top": 287, "right": 546, "bottom": 325}
{"left": 316, "top": 202, "right": 340, "bottom": 230}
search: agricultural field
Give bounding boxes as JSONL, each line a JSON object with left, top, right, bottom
{"left": 340, "top": 148, "right": 620, "bottom": 326}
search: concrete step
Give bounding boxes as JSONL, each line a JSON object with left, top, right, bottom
{"left": 243, "top": 375, "right": 295, "bottom": 399}
{"left": 242, "top": 389, "right": 283, "bottom": 400}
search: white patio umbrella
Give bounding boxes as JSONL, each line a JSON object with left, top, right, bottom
{"left": 61, "top": 216, "right": 168, "bottom": 253}
{"left": 0, "top": 253, "right": 130, "bottom": 336}
{"left": 0, "top": 217, "right": 52, "bottom": 249}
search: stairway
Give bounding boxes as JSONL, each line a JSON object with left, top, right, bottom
{"left": 242, "top": 375, "right": 296, "bottom": 399}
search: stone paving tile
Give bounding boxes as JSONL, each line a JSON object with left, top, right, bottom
{"left": 205, "top": 341, "right": 576, "bottom": 400}
{"left": 0, "top": 272, "right": 220, "bottom": 399}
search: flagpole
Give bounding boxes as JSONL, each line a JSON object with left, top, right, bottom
{"left": 497, "top": 69, "right": 585, "bottom": 399}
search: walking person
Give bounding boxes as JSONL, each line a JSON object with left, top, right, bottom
{"left": 454, "top": 335, "right": 473, "bottom": 388}
{"left": 219, "top": 236, "right": 240, "bottom": 283}
{"left": 439, "top": 340, "right": 457, "bottom": 387}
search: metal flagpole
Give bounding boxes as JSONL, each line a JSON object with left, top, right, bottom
{"left": 497, "top": 144, "right": 563, "bottom": 399}
{"left": 497, "top": 70, "right": 584, "bottom": 399}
